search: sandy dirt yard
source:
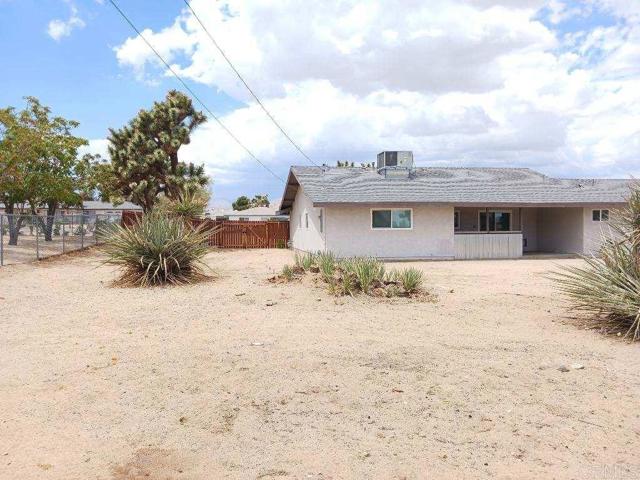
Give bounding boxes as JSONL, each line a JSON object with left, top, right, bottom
{"left": 1, "top": 249, "right": 639, "bottom": 480}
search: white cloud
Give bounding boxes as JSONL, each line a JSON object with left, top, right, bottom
{"left": 47, "top": 2, "right": 85, "bottom": 41}
{"left": 110, "top": 0, "right": 640, "bottom": 198}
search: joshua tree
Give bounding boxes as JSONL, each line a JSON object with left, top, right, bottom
{"left": 102, "top": 90, "right": 208, "bottom": 212}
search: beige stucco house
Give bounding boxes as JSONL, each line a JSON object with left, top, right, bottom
{"left": 278, "top": 152, "right": 632, "bottom": 260}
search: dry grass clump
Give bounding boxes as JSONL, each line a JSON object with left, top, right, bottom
{"left": 276, "top": 251, "right": 428, "bottom": 298}
{"left": 551, "top": 185, "right": 640, "bottom": 340}
{"left": 101, "top": 210, "right": 211, "bottom": 287}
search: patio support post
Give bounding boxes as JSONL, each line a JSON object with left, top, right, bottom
{"left": 485, "top": 207, "right": 489, "bottom": 233}
{"left": 518, "top": 207, "right": 522, "bottom": 231}
{"left": 81, "top": 213, "right": 84, "bottom": 249}
{"left": 62, "top": 218, "right": 65, "bottom": 253}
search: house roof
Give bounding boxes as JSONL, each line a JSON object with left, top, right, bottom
{"left": 279, "top": 166, "right": 634, "bottom": 212}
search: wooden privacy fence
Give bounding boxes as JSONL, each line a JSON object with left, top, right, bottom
{"left": 121, "top": 211, "right": 289, "bottom": 249}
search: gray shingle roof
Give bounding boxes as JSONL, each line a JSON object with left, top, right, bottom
{"left": 280, "top": 166, "right": 634, "bottom": 211}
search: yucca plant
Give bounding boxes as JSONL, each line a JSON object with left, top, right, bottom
{"left": 281, "top": 264, "right": 295, "bottom": 281}
{"left": 294, "top": 252, "right": 317, "bottom": 271}
{"left": 551, "top": 185, "right": 640, "bottom": 340}
{"left": 157, "top": 186, "right": 210, "bottom": 219}
{"left": 396, "top": 267, "right": 424, "bottom": 294}
{"left": 101, "top": 210, "right": 211, "bottom": 287}
{"left": 317, "top": 250, "right": 337, "bottom": 281}
{"left": 344, "top": 257, "right": 385, "bottom": 294}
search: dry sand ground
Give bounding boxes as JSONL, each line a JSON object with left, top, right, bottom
{"left": 1, "top": 249, "right": 639, "bottom": 480}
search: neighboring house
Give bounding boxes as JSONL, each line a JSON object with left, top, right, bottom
{"left": 278, "top": 151, "right": 632, "bottom": 260}
{"left": 209, "top": 198, "right": 288, "bottom": 221}
{"left": 0, "top": 201, "right": 142, "bottom": 217}
{"left": 79, "top": 201, "right": 142, "bottom": 217}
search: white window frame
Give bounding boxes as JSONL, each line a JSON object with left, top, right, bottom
{"left": 370, "top": 208, "right": 413, "bottom": 230}
{"left": 592, "top": 209, "right": 609, "bottom": 222}
{"left": 477, "top": 209, "right": 512, "bottom": 232}
{"left": 454, "top": 210, "right": 460, "bottom": 230}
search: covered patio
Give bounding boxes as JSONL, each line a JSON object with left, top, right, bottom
{"left": 453, "top": 206, "right": 607, "bottom": 260}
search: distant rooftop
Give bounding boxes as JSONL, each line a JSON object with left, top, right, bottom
{"left": 280, "top": 166, "right": 634, "bottom": 212}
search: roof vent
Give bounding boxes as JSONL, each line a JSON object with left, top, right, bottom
{"left": 377, "top": 151, "right": 414, "bottom": 178}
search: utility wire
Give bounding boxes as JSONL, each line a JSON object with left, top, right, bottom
{"left": 107, "top": 0, "right": 286, "bottom": 184}
{"left": 182, "top": 0, "right": 321, "bottom": 168}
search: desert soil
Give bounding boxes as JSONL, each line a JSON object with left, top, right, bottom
{"left": 0, "top": 249, "right": 639, "bottom": 480}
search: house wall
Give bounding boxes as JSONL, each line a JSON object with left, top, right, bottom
{"left": 537, "top": 207, "right": 584, "bottom": 253}
{"left": 325, "top": 204, "right": 454, "bottom": 259}
{"left": 289, "top": 187, "right": 326, "bottom": 252}
{"left": 582, "top": 206, "right": 617, "bottom": 254}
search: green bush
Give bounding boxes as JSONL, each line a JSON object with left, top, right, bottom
{"left": 101, "top": 210, "right": 210, "bottom": 287}
{"left": 552, "top": 186, "right": 640, "bottom": 340}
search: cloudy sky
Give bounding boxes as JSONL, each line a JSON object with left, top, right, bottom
{"left": 1, "top": 0, "right": 639, "bottom": 208}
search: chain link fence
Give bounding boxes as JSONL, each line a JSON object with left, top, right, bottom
{"left": 0, "top": 213, "right": 122, "bottom": 266}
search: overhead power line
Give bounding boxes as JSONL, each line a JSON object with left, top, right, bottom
{"left": 182, "top": 0, "right": 321, "bottom": 168}
{"left": 107, "top": 0, "right": 285, "bottom": 184}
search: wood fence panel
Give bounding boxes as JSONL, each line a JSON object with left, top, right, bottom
{"left": 122, "top": 212, "right": 289, "bottom": 249}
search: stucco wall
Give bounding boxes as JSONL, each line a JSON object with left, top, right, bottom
{"left": 537, "top": 207, "right": 584, "bottom": 253}
{"left": 582, "top": 206, "right": 617, "bottom": 255}
{"left": 325, "top": 204, "right": 454, "bottom": 259}
{"left": 290, "top": 187, "right": 326, "bottom": 252}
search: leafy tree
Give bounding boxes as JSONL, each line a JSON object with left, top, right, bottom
{"left": 336, "top": 161, "right": 354, "bottom": 168}
{"left": 251, "top": 194, "right": 270, "bottom": 207}
{"left": 102, "top": 90, "right": 208, "bottom": 212}
{"left": 0, "top": 97, "right": 88, "bottom": 243}
{"left": 232, "top": 194, "right": 270, "bottom": 211}
{"left": 232, "top": 195, "right": 251, "bottom": 211}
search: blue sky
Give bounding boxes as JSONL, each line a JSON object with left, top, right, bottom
{"left": 2, "top": 0, "right": 639, "bottom": 208}
{"left": 0, "top": 0, "right": 240, "bottom": 138}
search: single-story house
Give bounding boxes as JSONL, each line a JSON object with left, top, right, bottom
{"left": 278, "top": 151, "right": 632, "bottom": 260}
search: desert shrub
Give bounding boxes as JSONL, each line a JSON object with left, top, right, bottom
{"left": 552, "top": 186, "right": 640, "bottom": 340}
{"left": 344, "top": 257, "right": 385, "bottom": 294}
{"left": 317, "top": 250, "right": 337, "bottom": 280}
{"left": 101, "top": 210, "right": 210, "bottom": 287}
{"left": 395, "top": 267, "right": 424, "bottom": 294}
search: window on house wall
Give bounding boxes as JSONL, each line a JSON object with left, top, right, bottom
{"left": 479, "top": 210, "right": 511, "bottom": 231}
{"left": 319, "top": 209, "right": 323, "bottom": 233}
{"left": 371, "top": 209, "right": 412, "bottom": 229}
{"left": 454, "top": 211, "right": 460, "bottom": 230}
{"left": 592, "top": 209, "right": 609, "bottom": 222}
{"left": 305, "top": 213, "right": 309, "bottom": 228}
